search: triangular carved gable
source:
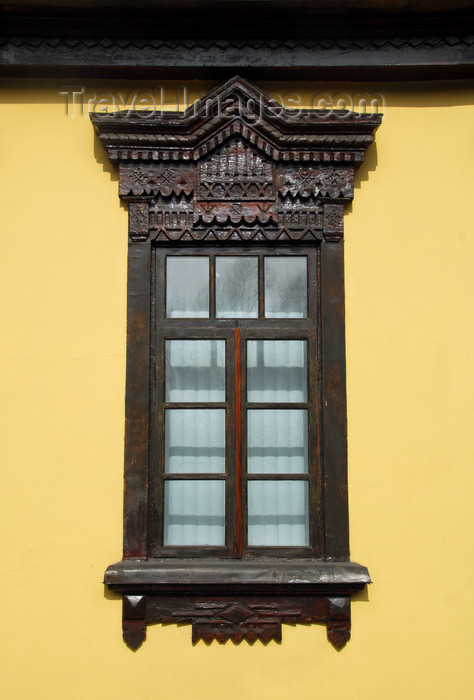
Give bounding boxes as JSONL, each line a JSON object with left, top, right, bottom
{"left": 92, "top": 76, "right": 381, "bottom": 242}
{"left": 198, "top": 138, "right": 275, "bottom": 201}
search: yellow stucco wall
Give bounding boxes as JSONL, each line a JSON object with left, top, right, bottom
{"left": 1, "top": 79, "right": 473, "bottom": 700}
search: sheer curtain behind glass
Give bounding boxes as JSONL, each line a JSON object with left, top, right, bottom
{"left": 164, "top": 339, "right": 226, "bottom": 546}
{"left": 162, "top": 255, "right": 311, "bottom": 550}
{"left": 247, "top": 340, "right": 309, "bottom": 546}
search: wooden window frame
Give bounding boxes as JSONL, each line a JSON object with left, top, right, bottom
{"left": 91, "top": 76, "right": 382, "bottom": 650}
{"left": 153, "top": 246, "right": 318, "bottom": 560}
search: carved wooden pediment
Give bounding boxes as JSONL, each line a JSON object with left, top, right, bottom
{"left": 92, "top": 76, "right": 381, "bottom": 245}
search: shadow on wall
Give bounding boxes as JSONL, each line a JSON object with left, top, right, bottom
{"left": 93, "top": 132, "right": 119, "bottom": 181}
{"left": 1, "top": 77, "right": 472, "bottom": 107}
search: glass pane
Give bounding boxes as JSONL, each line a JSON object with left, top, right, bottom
{"left": 165, "top": 409, "right": 225, "bottom": 474}
{"left": 166, "top": 340, "right": 225, "bottom": 402}
{"left": 247, "top": 409, "right": 308, "bottom": 474}
{"left": 265, "top": 256, "right": 307, "bottom": 318}
{"left": 166, "top": 256, "right": 209, "bottom": 318}
{"left": 216, "top": 256, "right": 258, "bottom": 318}
{"left": 247, "top": 340, "right": 307, "bottom": 403}
{"left": 247, "top": 481, "right": 309, "bottom": 546}
{"left": 164, "top": 480, "right": 225, "bottom": 546}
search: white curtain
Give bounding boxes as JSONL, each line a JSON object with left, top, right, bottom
{"left": 247, "top": 340, "right": 307, "bottom": 402}
{"left": 163, "top": 338, "right": 309, "bottom": 547}
{"left": 247, "top": 409, "right": 308, "bottom": 474}
{"left": 247, "top": 481, "right": 309, "bottom": 546}
{"left": 216, "top": 256, "right": 258, "bottom": 318}
{"left": 264, "top": 256, "right": 307, "bottom": 318}
{"left": 166, "top": 256, "right": 209, "bottom": 318}
{"left": 164, "top": 339, "right": 226, "bottom": 546}
{"left": 166, "top": 339, "right": 225, "bottom": 402}
{"left": 164, "top": 480, "right": 225, "bottom": 546}
{"left": 247, "top": 339, "right": 309, "bottom": 545}
{"left": 165, "top": 409, "right": 225, "bottom": 474}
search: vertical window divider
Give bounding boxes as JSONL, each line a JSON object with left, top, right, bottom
{"left": 210, "top": 253, "right": 215, "bottom": 318}
{"left": 258, "top": 253, "right": 264, "bottom": 319}
{"left": 234, "top": 327, "right": 243, "bottom": 559}
{"left": 154, "top": 329, "right": 165, "bottom": 557}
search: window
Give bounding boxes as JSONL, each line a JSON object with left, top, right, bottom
{"left": 153, "top": 248, "right": 317, "bottom": 557}
{"left": 92, "top": 76, "right": 381, "bottom": 650}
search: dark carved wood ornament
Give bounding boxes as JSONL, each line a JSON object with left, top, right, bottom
{"left": 91, "top": 77, "right": 381, "bottom": 651}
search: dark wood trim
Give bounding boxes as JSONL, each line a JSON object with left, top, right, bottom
{"left": 105, "top": 558, "right": 371, "bottom": 588}
{"left": 2, "top": 1, "right": 472, "bottom": 26}
{"left": 109, "top": 558, "right": 367, "bottom": 647}
{"left": 234, "top": 329, "right": 243, "bottom": 559}
{"left": 320, "top": 239, "right": 349, "bottom": 560}
{"left": 2, "top": 38, "right": 473, "bottom": 81}
{"left": 209, "top": 254, "right": 216, "bottom": 319}
{"left": 1, "top": 2, "right": 473, "bottom": 79}
{"left": 123, "top": 239, "right": 151, "bottom": 559}
{"left": 226, "top": 329, "right": 238, "bottom": 555}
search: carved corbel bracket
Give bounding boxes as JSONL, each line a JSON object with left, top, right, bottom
{"left": 123, "top": 594, "right": 147, "bottom": 650}
{"left": 127, "top": 198, "right": 153, "bottom": 241}
{"left": 323, "top": 203, "right": 345, "bottom": 242}
{"left": 108, "top": 560, "right": 369, "bottom": 650}
{"left": 123, "top": 593, "right": 352, "bottom": 649}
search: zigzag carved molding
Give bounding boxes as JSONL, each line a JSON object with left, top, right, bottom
{"left": 93, "top": 77, "right": 381, "bottom": 244}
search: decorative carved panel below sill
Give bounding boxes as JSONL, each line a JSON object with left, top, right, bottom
{"left": 105, "top": 560, "right": 370, "bottom": 650}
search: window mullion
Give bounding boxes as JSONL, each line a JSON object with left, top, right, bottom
{"left": 233, "top": 328, "right": 243, "bottom": 558}
{"left": 258, "top": 253, "right": 264, "bottom": 319}
{"left": 209, "top": 253, "right": 216, "bottom": 318}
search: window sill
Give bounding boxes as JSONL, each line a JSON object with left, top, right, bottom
{"left": 105, "top": 558, "right": 370, "bottom": 649}
{"left": 106, "top": 558, "right": 370, "bottom": 590}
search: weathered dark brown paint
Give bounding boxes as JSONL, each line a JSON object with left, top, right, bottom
{"left": 122, "top": 594, "right": 147, "bottom": 650}
{"left": 123, "top": 239, "right": 151, "bottom": 559}
{"left": 110, "top": 559, "right": 368, "bottom": 649}
{"left": 2, "top": 1, "right": 473, "bottom": 80}
{"left": 93, "top": 77, "right": 381, "bottom": 648}
{"left": 234, "top": 328, "right": 243, "bottom": 559}
{"left": 320, "top": 240, "right": 350, "bottom": 560}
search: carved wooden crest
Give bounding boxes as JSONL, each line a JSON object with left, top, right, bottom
{"left": 92, "top": 76, "right": 381, "bottom": 246}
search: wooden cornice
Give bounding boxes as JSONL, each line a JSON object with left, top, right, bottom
{"left": 0, "top": 1, "right": 473, "bottom": 79}
{"left": 91, "top": 76, "right": 382, "bottom": 167}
